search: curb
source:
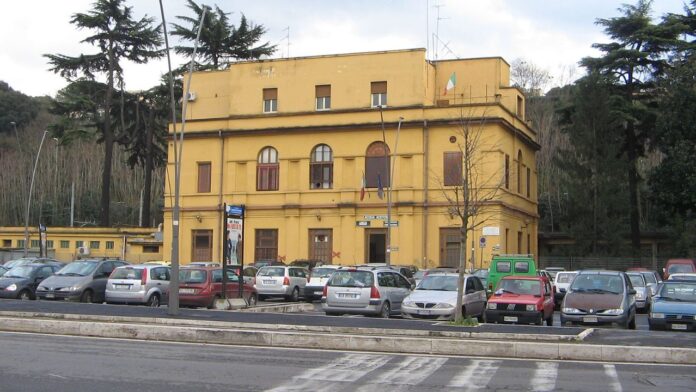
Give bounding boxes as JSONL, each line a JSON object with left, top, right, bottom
{"left": 242, "top": 303, "right": 316, "bottom": 313}
{"left": 1, "top": 315, "right": 694, "bottom": 364}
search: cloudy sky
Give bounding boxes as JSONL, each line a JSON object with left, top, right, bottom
{"left": 0, "top": 0, "right": 688, "bottom": 97}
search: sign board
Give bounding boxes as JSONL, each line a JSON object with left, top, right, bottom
{"left": 479, "top": 237, "right": 486, "bottom": 248}
{"left": 384, "top": 221, "right": 399, "bottom": 227}
{"left": 364, "top": 214, "right": 388, "bottom": 221}
{"left": 389, "top": 246, "right": 399, "bottom": 252}
{"left": 482, "top": 226, "right": 500, "bottom": 236}
{"left": 356, "top": 221, "right": 371, "bottom": 227}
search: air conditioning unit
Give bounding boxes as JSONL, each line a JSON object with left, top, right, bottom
{"left": 77, "top": 246, "right": 90, "bottom": 256}
{"left": 186, "top": 92, "right": 197, "bottom": 101}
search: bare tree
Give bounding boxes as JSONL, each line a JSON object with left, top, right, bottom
{"left": 510, "top": 58, "right": 553, "bottom": 97}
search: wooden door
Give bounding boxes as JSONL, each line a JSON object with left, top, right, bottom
{"left": 309, "top": 229, "right": 332, "bottom": 264}
{"left": 191, "top": 230, "right": 213, "bottom": 262}
{"left": 439, "top": 228, "right": 461, "bottom": 267}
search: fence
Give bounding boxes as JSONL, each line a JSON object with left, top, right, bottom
{"left": 538, "top": 256, "right": 666, "bottom": 272}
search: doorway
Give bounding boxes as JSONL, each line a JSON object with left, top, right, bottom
{"left": 439, "top": 228, "right": 461, "bottom": 267}
{"left": 191, "top": 230, "right": 213, "bottom": 262}
{"left": 365, "top": 229, "right": 386, "bottom": 263}
{"left": 309, "top": 229, "right": 332, "bottom": 264}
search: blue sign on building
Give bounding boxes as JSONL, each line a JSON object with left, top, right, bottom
{"left": 226, "top": 205, "right": 244, "bottom": 216}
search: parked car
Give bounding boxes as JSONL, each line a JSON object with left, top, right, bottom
{"left": 305, "top": 265, "right": 341, "bottom": 301}
{"left": 0, "top": 265, "right": 8, "bottom": 276}
{"left": 413, "top": 270, "right": 426, "bottom": 286}
{"left": 401, "top": 273, "right": 486, "bottom": 320}
{"left": 538, "top": 270, "right": 554, "bottom": 283}
{"left": 3, "top": 257, "right": 63, "bottom": 270}
{"left": 663, "top": 259, "right": 696, "bottom": 280}
{"left": 289, "top": 259, "right": 324, "bottom": 271}
{"left": 322, "top": 266, "right": 413, "bottom": 317}
{"left": 484, "top": 275, "right": 554, "bottom": 325}
{"left": 0, "top": 264, "right": 62, "bottom": 300}
{"left": 667, "top": 273, "right": 696, "bottom": 282}
{"left": 178, "top": 266, "right": 257, "bottom": 308}
{"left": 354, "top": 263, "right": 418, "bottom": 286}
{"left": 648, "top": 281, "right": 696, "bottom": 331}
{"left": 553, "top": 271, "right": 577, "bottom": 306}
{"left": 472, "top": 269, "right": 489, "bottom": 290}
{"left": 487, "top": 254, "right": 537, "bottom": 293}
{"left": 252, "top": 261, "right": 286, "bottom": 269}
{"left": 105, "top": 264, "right": 170, "bottom": 307}
{"left": 560, "top": 270, "right": 636, "bottom": 329}
{"left": 544, "top": 267, "right": 566, "bottom": 280}
{"left": 228, "top": 265, "right": 258, "bottom": 286}
{"left": 626, "top": 272, "right": 652, "bottom": 313}
{"left": 36, "top": 259, "right": 129, "bottom": 303}
{"left": 254, "top": 265, "right": 309, "bottom": 301}
{"left": 188, "top": 262, "right": 220, "bottom": 267}
{"left": 631, "top": 269, "right": 662, "bottom": 296}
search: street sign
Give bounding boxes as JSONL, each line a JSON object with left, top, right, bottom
{"left": 479, "top": 237, "right": 486, "bottom": 248}
{"left": 389, "top": 246, "right": 399, "bottom": 252}
{"left": 384, "top": 221, "right": 399, "bottom": 227}
{"left": 356, "top": 221, "right": 371, "bottom": 227}
{"left": 226, "top": 205, "right": 244, "bottom": 217}
{"left": 364, "top": 214, "right": 388, "bottom": 221}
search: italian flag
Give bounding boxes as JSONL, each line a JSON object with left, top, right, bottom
{"left": 444, "top": 72, "right": 456, "bottom": 94}
{"left": 360, "top": 171, "right": 367, "bottom": 201}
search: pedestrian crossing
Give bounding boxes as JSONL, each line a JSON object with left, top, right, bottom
{"left": 265, "top": 353, "right": 686, "bottom": 392}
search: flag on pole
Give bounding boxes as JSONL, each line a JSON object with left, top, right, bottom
{"left": 377, "top": 174, "right": 384, "bottom": 200}
{"left": 360, "top": 171, "right": 367, "bottom": 201}
{"left": 444, "top": 72, "right": 457, "bottom": 94}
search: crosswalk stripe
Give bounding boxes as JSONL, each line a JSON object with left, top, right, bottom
{"left": 603, "top": 364, "right": 623, "bottom": 392}
{"left": 531, "top": 362, "right": 558, "bottom": 392}
{"left": 355, "top": 356, "right": 448, "bottom": 391}
{"left": 448, "top": 359, "right": 501, "bottom": 389}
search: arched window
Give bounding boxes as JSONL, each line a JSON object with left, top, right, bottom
{"left": 517, "top": 150, "right": 523, "bottom": 194}
{"left": 310, "top": 144, "right": 333, "bottom": 189}
{"left": 365, "top": 141, "right": 390, "bottom": 188}
{"left": 257, "top": 147, "right": 279, "bottom": 191}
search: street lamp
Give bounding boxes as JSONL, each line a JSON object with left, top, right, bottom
{"left": 378, "top": 107, "right": 404, "bottom": 267}
{"left": 24, "top": 130, "right": 49, "bottom": 257}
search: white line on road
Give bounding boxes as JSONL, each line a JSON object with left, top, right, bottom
{"left": 531, "top": 361, "right": 558, "bottom": 392}
{"left": 603, "top": 364, "right": 623, "bottom": 392}
{"left": 355, "top": 356, "right": 448, "bottom": 391}
{"left": 448, "top": 359, "right": 501, "bottom": 389}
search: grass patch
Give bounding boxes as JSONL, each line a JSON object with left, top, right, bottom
{"left": 449, "top": 316, "right": 479, "bottom": 327}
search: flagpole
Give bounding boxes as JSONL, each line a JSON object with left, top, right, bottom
{"left": 378, "top": 106, "right": 391, "bottom": 266}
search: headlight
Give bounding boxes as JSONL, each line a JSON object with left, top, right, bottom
{"left": 650, "top": 312, "right": 665, "bottom": 319}
{"left": 433, "top": 303, "right": 454, "bottom": 309}
{"left": 601, "top": 308, "right": 623, "bottom": 315}
{"left": 636, "top": 291, "right": 644, "bottom": 300}
{"left": 487, "top": 302, "right": 497, "bottom": 310}
{"left": 562, "top": 307, "right": 581, "bottom": 314}
{"left": 403, "top": 301, "right": 416, "bottom": 307}
{"left": 526, "top": 304, "right": 536, "bottom": 311}
{"left": 5, "top": 284, "right": 17, "bottom": 291}
{"left": 37, "top": 286, "right": 46, "bottom": 291}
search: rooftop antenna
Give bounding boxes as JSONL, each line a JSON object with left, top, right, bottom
{"left": 282, "top": 26, "right": 290, "bottom": 58}
{"left": 433, "top": 2, "right": 448, "bottom": 60}
{"left": 426, "top": 0, "right": 430, "bottom": 60}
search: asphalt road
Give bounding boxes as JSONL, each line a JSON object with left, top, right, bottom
{"left": 0, "top": 331, "right": 693, "bottom": 392}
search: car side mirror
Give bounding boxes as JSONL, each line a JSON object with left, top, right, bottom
{"left": 629, "top": 289, "right": 637, "bottom": 295}
{"left": 410, "top": 283, "right": 416, "bottom": 290}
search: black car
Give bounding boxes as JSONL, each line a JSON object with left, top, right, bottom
{"left": 3, "top": 257, "right": 63, "bottom": 270}
{"left": 0, "top": 263, "right": 62, "bottom": 300}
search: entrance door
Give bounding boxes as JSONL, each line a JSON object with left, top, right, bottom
{"left": 365, "top": 229, "right": 387, "bottom": 263}
{"left": 439, "top": 228, "right": 461, "bottom": 267}
{"left": 192, "top": 230, "right": 213, "bottom": 262}
{"left": 309, "top": 229, "right": 332, "bottom": 264}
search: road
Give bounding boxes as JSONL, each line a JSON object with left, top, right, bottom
{"left": 0, "top": 331, "right": 693, "bottom": 392}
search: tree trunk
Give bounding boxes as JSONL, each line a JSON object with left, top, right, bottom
{"left": 100, "top": 44, "right": 115, "bottom": 227}
{"left": 142, "top": 106, "right": 154, "bottom": 227}
{"left": 454, "top": 225, "right": 468, "bottom": 323}
{"left": 625, "top": 121, "right": 641, "bottom": 255}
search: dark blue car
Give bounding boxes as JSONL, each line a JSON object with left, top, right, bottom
{"left": 648, "top": 281, "right": 696, "bottom": 331}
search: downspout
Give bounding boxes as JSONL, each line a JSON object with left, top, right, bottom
{"left": 422, "top": 119, "right": 429, "bottom": 269}
{"left": 217, "top": 129, "right": 225, "bottom": 263}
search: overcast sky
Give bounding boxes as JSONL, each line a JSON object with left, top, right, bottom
{"left": 0, "top": 0, "right": 688, "bottom": 97}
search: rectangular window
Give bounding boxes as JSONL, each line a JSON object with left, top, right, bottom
{"left": 263, "top": 88, "right": 278, "bottom": 113}
{"left": 30, "top": 240, "right": 40, "bottom": 248}
{"left": 47, "top": 240, "right": 54, "bottom": 249}
{"left": 444, "top": 151, "right": 463, "bottom": 186}
{"left": 496, "top": 262, "right": 511, "bottom": 273}
{"left": 310, "top": 163, "right": 333, "bottom": 189}
{"left": 365, "top": 156, "right": 390, "bottom": 188}
{"left": 504, "top": 154, "right": 510, "bottom": 189}
{"left": 526, "top": 167, "right": 531, "bottom": 198}
{"left": 2, "top": 239, "right": 10, "bottom": 247}
{"left": 76, "top": 240, "right": 84, "bottom": 248}
{"left": 527, "top": 234, "right": 531, "bottom": 254}
{"left": 514, "top": 261, "right": 529, "bottom": 273}
{"left": 257, "top": 164, "right": 279, "bottom": 191}
{"left": 517, "top": 96, "right": 524, "bottom": 119}
{"left": 106, "top": 241, "right": 114, "bottom": 250}
{"left": 197, "top": 162, "right": 211, "bottom": 193}
{"left": 192, "top": 230, "right": 213, "bottom": 262}
{"left": 315, "top": 85, "right": 331, "bottom": 111}
{"left": 371, "top": 81, "right": 387, "bottom": 108}
{"left": 255, "top": 229, "right": 278, "bottom": 261}
{"left": 17, "top": 240, "right": 25, "bottom": 248}
{"left": 60, "top": 240, "right": 70, "bottom": 249}
{"left": 90, "top": 241, "right": 100, "bottom": 249}
{"left": 517, "top": 232, "right": 522, "bottom": 254}
{"left": 143, "top": 245, "right": 159, "bottom": 253}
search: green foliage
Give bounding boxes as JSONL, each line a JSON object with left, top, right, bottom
{"left": 0, "top": 81, "right": 40, "bottom": 133}
{"left": 449, "top": 316, "right": 478, "bottom": 327}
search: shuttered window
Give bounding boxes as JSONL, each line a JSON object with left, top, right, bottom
{"left": 257, "top": 147, "right": 279, "bottom": 191}
{"left": 197, "top": 162, "right": 211, "bottom": 193}
{"left": 444, "top": 151, "right": 463, "bottom": 186}
{"left": 255, "top": 229, "right": 278, "bottom": 261}
{"left": 315, "top": 85, "right": 331, "bottom": 110}
{"left": 371, "top": 81, "right": 387, "bottom": 107}
{"left": 504, "top": 154, "right": 510, "bottom": 189}
{"left": 365, "top": 142, "right": 390, "bottom": 188}
{"left": 263, "top": 88, "right": 278, "bottom": 113}
{"left": 310, "top": 144, "right": 333, "bottom": 189}
{"left": 526, "top": 167, "right": 531, "bottom": 198}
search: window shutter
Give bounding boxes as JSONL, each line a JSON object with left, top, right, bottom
{"left": 310, "top": 164, "right": 322, "bottom": 188}
{"left": 444, "top": 152, "right": 463, "bottom": 186}
{"left": 263, "top": 88, "right": 277, "bottom": 100}
{"left": 315, "top": 85, "right": 331, "bottom": 97}
{"left": 198, "top": 162, "right": 211, "bottom": 193}
{"left": 371, "top": 81, "right": 387, "bottom": 94}
{"left": 365, "top": 156, "right": 390, "bottom": 188}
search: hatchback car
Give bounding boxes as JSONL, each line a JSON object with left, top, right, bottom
{"left": 228, "top": 265, "right": 258, "bottom": 286}
{"left": 649, "top": 281, "right": 696, "bottom": 331}
{"left": 626, "top": 272, "right": 652, "bottom": 313}
{"left": 401, "top": 273, "right": 486, "bottom": 320}
{"left": 484, "top": 275, "right": 555, "bottom": 325}
{"left": 254, "top": 266, "right": 309, "bottom": 301}
{"left": 36, "top": 259, "right": 129, "bottom": 303}
{"left": 0, "top": 264, "right": 61, "bottom": 300}
{"left": 105, "top": 264, "right": 171, "bottom": 307}
{"left": 663, "top": 259, "right": 696, "bottom": 280}
{"left": 305, "top": 265, "right": 341, "bottom": 301}
{"left": 636, "top": 270, "right": 662, "bottom": 296}
{"left": 560, "top": 270, "right": 636, "bottom": 329}
{"left": 178, "top": 266, "right": 257, "bottom": 308}
{"left": 322, "top": 266, "right": 413, "bottom": 317}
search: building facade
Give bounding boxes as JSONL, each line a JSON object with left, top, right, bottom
{"left": 163, "top": 48, "right": 539, "bottom": 269}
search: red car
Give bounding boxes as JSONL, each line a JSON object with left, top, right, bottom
{"left": 484, "top": 275, "right": 555, "bottom": 326}
{"left": 178, "top": 266, "right": 257, "bottom": 308}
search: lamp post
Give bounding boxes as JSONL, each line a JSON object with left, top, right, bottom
{"left": 24, "top": 130, "right": 49, "bottom": 257}
{"left": 378, "top": 107, "right": 404, "bottom": 267}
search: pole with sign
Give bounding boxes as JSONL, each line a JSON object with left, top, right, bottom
{"left": 223, "top": 204, "right": 245, "bottom": 300}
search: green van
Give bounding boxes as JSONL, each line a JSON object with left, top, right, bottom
{"left": 487, "top": 254, "right": 537, "bottom": 293}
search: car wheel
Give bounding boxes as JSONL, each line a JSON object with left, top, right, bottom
{"left": 208, "top": 295, "right": 221, "bottom": 309}
{"left": 146, "top": 294, "right": 160, "bottom": 307}
{"left": 258, "top": 294, "right": 266, "bottom": 301}
{"left": 18, "top": 290, "right": 32, "bottom": 301}
{"left": 81, "top": 290, "right": 94, "bottom": 303}
{"left": 247, "top": 293, "right": 258, "bottom": 307}
{"left": 325, "top": 312, "right": 340, "bottom": 316}
{"left": 286, "top": 287, "right": 299, "bottom": 302}
{"left": 546, "top": 314, "right": 554, "bottom": 326}
{"left": 379, "top": 301, "right": 391, "bottom": 318}
{"left": 476, "top": 311, "right": 485, "bottom": 323}
{"left": 628, "top": 315, "right": 637, "bottom": 330}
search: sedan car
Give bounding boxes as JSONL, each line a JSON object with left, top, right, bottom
{"left": 626, "top": 272, "right": 652, "bottom": 313}
{"left": 401, "top": 273, "right": 486, "bottom": 320}
{"left": 305, "top": 265, "right": 340, "bottom": 301}
{"left": 36, "top": 259, "right": 129, "bottom": 303}
{"left": 484, "top": 275, "right": 555, "bottom": 326}
{"left": 105, "top": 264, "right": 170, "bottom": 307}
{"left": 0, "top": 264, "right": 61, "bottom": 300}
{"left": 178, "top": 266, "right": 257, "bottom": 308}
{"left": 649, "top": 281, "right": 696, "bottom": 331}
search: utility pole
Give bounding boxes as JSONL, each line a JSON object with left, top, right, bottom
{"left": 24, "top": 130, "right": 48, "bottom": 257}
{"left": 378, "top": 107, "right": 404, "bottom": 267}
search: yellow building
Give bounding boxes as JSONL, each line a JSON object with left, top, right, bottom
{"left": 164, "top": 48, "right": 539, "bottom": 269}
{"left": 0, "top": 226, "right": 163, "bottom": 263}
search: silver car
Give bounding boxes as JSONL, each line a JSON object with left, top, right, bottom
{"left": 627, "top": 272, "right": 652, "bottom": 313}
{"left": 401, "top": 273, "right": 487, "bottom": 320}
{"left": 305, "top": 265, "right": 341, "bottom": 300}
{"left": 254, "top": 266, "right": 309, "bottom": 301}
{"left": 322, "top": 266, "right": 413, "bottom": 317}
{"left": 105, "top": 264, "right": 170, "bottom": 307}
{"left": 36, "top": 259, "right": 129, "bottom": 303}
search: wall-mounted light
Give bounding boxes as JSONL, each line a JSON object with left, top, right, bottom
{"left": 195, "top": 214, "right": 202, "bottom": 223}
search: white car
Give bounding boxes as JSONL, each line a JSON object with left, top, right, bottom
{"left": 254, "top": 266, "right": 309, "bottom": 301}
{"left": 667, "top": 273, "right": 696, "bottom": 282}
{"left": 401, "top": 273, "right": 486, "bottom": 320}
{"left": 553, "top": 271, "right": 577, "bottom": 305}
{"left": 305, "top": 265, "right": 341, "bottom": 300}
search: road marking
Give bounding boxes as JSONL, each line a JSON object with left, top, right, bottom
{"left": 531, "top": 361, "right": 558, "bottom": 392}
{"left": 266, "top": 353, "right": 391, "bottom": 391}
{"left": 448, "top": 359, "right": 501, "bottom": 389}
{"left": 355, "top": 356, "right": 448, "bottom": 391}
{"left": 603, "top": 364, "right": 623, "bottom": 392}
{"left": 48, "top": 374, "right": 67, "bottom": 380}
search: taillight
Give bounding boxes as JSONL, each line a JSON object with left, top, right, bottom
{"left": 488, "top": 283, "right": 493, "bottom": 291}
{"left": 370, "top": 286, "right": 380, "bottom": 299}
{"left": 283, "top": 276, "right": 290, "bottom": 286}
{"left": 322, "top": 285, "right": 328, "bottom": 297}
{"left": 141, "top": 268, "right": 148, "bottom": 285}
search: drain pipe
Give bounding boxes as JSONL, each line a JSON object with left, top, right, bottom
{"left": 217, "top": 129, "right": 225, "bottom": 263}
{"left": 422, "top": 119, "right": 429, "bottom": 269}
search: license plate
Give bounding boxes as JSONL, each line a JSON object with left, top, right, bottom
{"left": 672, "top": 324, "right": 688, "bottom": 330}
{"left": 179, "top": 288, "right": 195, "bottom": 294}
{"left": 115, "top": 284, "right": 129, "bottom": 289}
{"left": 263, "top": 280, "right": 274, "bottom": 285}
{"left": 314, "top": 291, "right": 323, "bottom": 295}
{"left": 583, "top": 316, "right": 598, "bottom": 323}
{"left": 45, "top": 293, "right": 55, "bottom": 299}
{"left": 417, "top": 309, "right": 432, "bottom": 315}
{"left": 504, "top": 316, "right": 518, "bottom": 322}
{"left": 338, "top": 293, "right": 358, "bottom": 298}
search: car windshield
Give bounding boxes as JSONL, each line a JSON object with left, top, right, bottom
{"left": 669, "top": 274, "right": 696, "bottom": 281}
{"left": 628, "top": 275, "right": 645, "bottom": 287}
{"left": 328, "top": 271, "right": 374, "bottom": 287}
{"left": 179, "top": 269, "right": 207, "bottom": 283}
{"left": 658, "top": 283, "right": 696, "bottom": 302}
{"left": 56, "top": 262, "right": 98, "bottom": 277}
{"left": 473, "top": 269, "right": 488, "bottom": 278}
{"left": 4, "top": 258, "right": 34, "bottom": 269}
{"left": 110, "top": 268, "right": 143, "bottom": 280}
{"left": 312, "top": 268, "right": 336, "bottom": 278}
{"left": 570, "top": 274, "right": 623, "bottom": 294}
{"left": 497, "top": 279, "right": 540, "bottom": 295}
{"left": 555, "top": 273, "right": 576, "bottom": 284}
{"left": 4, "top": 265, "right": 36, "bottom": 279}
{"left": 641, "top": 272, "right": 657, "bottom": 284}
{"left": 258, "top": 267, "right": 285, "bottom": 277}
{"left": 417, "top": 275, "right": 459, "bottom": 291}
{"left": 668, "top": 264, "right": 695, "bottom": 274}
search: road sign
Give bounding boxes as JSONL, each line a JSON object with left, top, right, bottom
{"left": 364, "top": 214, "right": 388, "bottom": 220}
{"left": 356, "top": 221, "right": 371, "bottom": 227}
{"left": 226, "top": 205, "right": 244, "bottom": 217}
{"left": 479, "top": 237, "right": 486, "bottom": 248}
{"left": 384, "top": 221, "right": 399, "bottom": 227}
